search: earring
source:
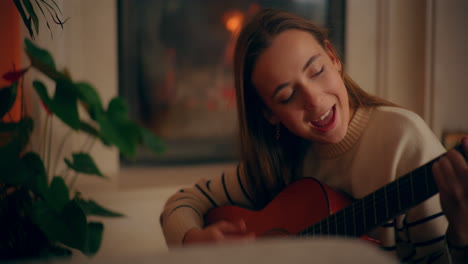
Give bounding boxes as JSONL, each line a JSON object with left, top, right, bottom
{"left": 275, "top": 123, "right": 280, "bottom": 141}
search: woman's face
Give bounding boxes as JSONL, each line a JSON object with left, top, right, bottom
{"left": 252, "top": 29, "right": 351, "bottom": 144}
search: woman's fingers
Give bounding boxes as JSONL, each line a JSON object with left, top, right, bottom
{"left": 433, "top": 137, "right": 468, "bottom": 245}
{"left": 462, "top": 136, "right": 468, "bottom": 157}
{"left": 185, "top": 219, "right": 255, "bottom": 245}
{"left": 215, "top": 219, "right": 255, "bottom": 239}
{"left": 215, "top": 219, "right": 247, "bottom": 234}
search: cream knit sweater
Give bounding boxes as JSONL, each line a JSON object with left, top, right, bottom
{"left": 160, "top": 106, "right": 463, "bottom": 263}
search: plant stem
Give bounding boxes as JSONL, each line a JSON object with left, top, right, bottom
{"left": 80, "top": 134, "right": 92, "bottom": 153}
{"left": 86, "top": 138, "right": 97, "bottom": 153}
{"left": 67, "top": 136, "right": 97, "bottom": 190}
{"left": 53, "top": 128, "right": 72, "bottom": 176}
{"left": 62, "top": 166, "right": 71, "bottom": 181}
{"left": 69, "top": 171, "right": 79, "bottom": 190}
{"left": 40, "top": 114, "right": 50, "bottom": 158}
{"left": 47, "top": 115, "right": 53, "bottom": 178}
{"left": 21, "top": 74, "right": 26, "bottom": 117}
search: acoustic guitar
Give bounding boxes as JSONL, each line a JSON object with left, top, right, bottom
{"left": 205, "top": 144, "right": 465, "bottom": 243}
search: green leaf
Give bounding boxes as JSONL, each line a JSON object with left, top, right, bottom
{"left": 32, "top": 200, "right": 88, "bottom": 250}
{"left": 33, "top": 80, "right": 53, "bottom": 111}
{"left": 22, "top": 0, "right": 39, "bottom": 35}
{"left": 14, "top": 0, "right": 34, "bottom": 38}
{"left": 0, "top": 82, "right": 19, "bottom": 119}
{"left": 49, "top": 0, "right": 63, "bottom": 15}
{"left": 59, "top": 201, "right": 88, "bottom": 250}
{"left": 107, "top": 97, "right": 128, "bottom": 121}
{"left": 31, "top": 200, "right": 63, "bottom": 242}
{"left": 97, "top": 115, "right": 139, "bottom": 158}
{"left": 18, "top": 152, "right": 48, "bottom": 197}
{"left": 139, "top": 127, "right": 166, "bottom": 154}
{"left": 75, "top": 198, "right": 124, "bottom": 217}
{"left": 52, "top": 80, "right": 80, "bottom": 130}
{"left": 33, "top": 0, "right": 52, "bottom": 37}
{"left": 82, "top": 222, "right": 104, "bottom": 255}
{"left": 0, "top": 118, "right": 33, "bottom": 178}
{"left": 0, "top": 155, "right": 22, "bottom": 185}
{"left": 75, "top": 82, "right": 103, "bottom": 120}
{"left": 24, "top": 38, "right": 55, "bottom": 70}
{"left": 46, "top": 176, "right": 69, "bottom": 211}
{"left": 79, "top": 121, "right": 111, "bottom": 146}
{"left": 64, "top": 153, "right": 106, "bottom": 178}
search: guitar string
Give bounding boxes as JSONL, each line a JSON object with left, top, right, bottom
{"left": 299, "top": 170, "right": 435, "bottom": 238}
{"left": 304, "top": 177, "right": 425, "bottom": 236}
{"left": 297, "top": 150, "right": 462, "bottom": 238}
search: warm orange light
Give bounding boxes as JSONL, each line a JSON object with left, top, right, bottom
{"left": 224, "top": 11, "right": 244, "bottom": 33}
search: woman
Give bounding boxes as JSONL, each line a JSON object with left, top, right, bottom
{"left": 160, "top": 8, "right": 468, "bottom": 263}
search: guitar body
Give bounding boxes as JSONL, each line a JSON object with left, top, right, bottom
{"left": 205, "top": 144, "right": 465, "bottom": 245}
{"left": 205, "top": 178, "right": 352, "bottom": 237}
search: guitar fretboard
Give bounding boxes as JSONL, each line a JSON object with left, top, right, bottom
{"left": 298, "top": 144, "right": 463, "bottom": 238}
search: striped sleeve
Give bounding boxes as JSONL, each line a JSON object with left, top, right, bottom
{"left": 160, "top": 163, "right": 256, "bottom": 247}
{"left": 393, "top": 194, "right": 451, "bottom": 263}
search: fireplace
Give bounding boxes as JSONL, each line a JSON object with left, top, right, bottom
{"left": 118, "top": 0, "right": 345, "bottom": 165}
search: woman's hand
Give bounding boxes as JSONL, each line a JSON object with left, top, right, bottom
{"left": 433, "top": 136, "right": 468, "bottom": 246}
{"left": 183, "top": 219, "right": 256, "bottom": 246}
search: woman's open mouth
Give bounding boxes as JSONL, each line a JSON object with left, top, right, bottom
{"left": 309, "top": 105, "right": 336, "bottom": 131}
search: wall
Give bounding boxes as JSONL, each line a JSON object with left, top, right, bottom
{"left": 346, "top": 0, "right": 426, "bottom": 116}
{"left": 346, "top": 0, "right": 468, "bottom": 140}
{"left": 429, "top": 0, "right": 468, "bottom": 138}
{"left": 63, "top": 1, "right": 119, "bottom": 177}
{"left": 22, "top": 0, "right": 119, "bottom": 181}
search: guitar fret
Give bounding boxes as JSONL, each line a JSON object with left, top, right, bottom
{"left": 343, "top": 207, "right": 347, "bottom": 236}
{"left": 362, "top": 198, "right": 366, "bottom": 231}
{"left": 424, "top": 165, "right": 429, "bottom": 196}
{"left": 397, "top": 179, "right": 401, "bottom": 211}
{"left": 335, "top": 213, "right": 338, "bottom": 235}
{"left": 352, "top": 203, "right": 356, "bottom": 236}
{"left": 384, "top": 185, "right": 389, "bottom": 218}
{"left": 410, "top": 171, "right": 414, "bottom": 204}
{"left": 373, "top": 192, "right": 377, "bottom": 226}
{"left": 363, "top": 195, "right": 374, "bottom": 229}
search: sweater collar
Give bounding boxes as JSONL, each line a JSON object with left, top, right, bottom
{"left": 311, "top": 107, "right": 373, "bottom": 158}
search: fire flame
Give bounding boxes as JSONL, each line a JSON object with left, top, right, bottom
{"left": 223, "top": 10, "right": 244, "bottom": 33}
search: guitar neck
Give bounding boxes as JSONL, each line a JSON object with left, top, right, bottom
{"left": 298, "top": 144, "right": 463, "bottom": 238}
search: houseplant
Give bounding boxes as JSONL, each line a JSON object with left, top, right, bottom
{"left": 0, "top": 0, "right": 165, "bottom": 260}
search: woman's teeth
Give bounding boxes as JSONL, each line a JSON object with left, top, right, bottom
{"left": 315, "top": 109, "right": 331, "bottom": 121}
{"left": 310, "top": 107, "right": 334, "bottom": 128}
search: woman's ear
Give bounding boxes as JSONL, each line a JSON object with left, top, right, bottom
{"left": 324, "top": 40, "right": 342, "bottom": 72}
{"left": 262, "top": 108, "right": 280, "bottom": 125}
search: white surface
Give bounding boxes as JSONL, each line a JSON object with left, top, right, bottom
{"left": 23, "top": 237, "right": 398, "bottom": 264}
{"left": 70, "top": 163, "right": 236, "bottom": 258}
{"left": 13, "top": 164, "right": 397, "bottom": 263}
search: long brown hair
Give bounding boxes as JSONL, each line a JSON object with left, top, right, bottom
{"left": 234, "top": 8, "right": 394, "bottom": 207}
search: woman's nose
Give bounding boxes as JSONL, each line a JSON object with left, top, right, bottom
{"left": 302, "top": 84, "right": 322, "bottom": 110}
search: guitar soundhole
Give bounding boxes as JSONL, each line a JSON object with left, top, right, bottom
{"left": 262, "top": 228, "right": 291, "bottom": 237}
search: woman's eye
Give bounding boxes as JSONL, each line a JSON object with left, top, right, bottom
{"left": 309, "top": 65, "right": 325, "bottom": 78}
{"left": 280, "top": 90, "right": 296, "bottom": 104}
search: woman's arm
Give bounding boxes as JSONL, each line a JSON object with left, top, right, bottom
{"left": 160, "top": 164, "right": 256, "bottom": 247}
